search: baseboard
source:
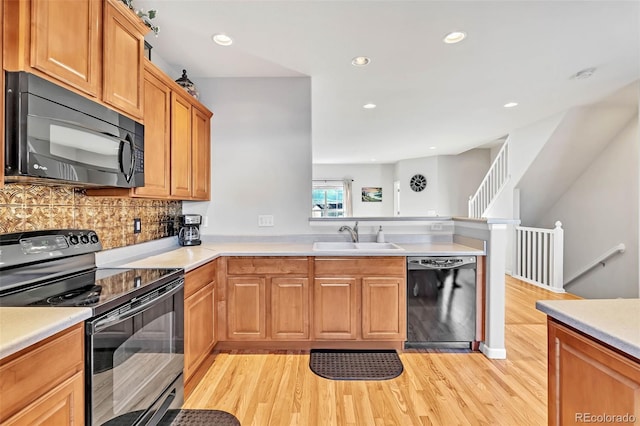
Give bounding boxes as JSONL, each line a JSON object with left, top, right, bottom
{"left": 480, "top": 342, "right": 507, "bottom": 359}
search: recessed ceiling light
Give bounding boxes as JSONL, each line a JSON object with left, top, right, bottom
{"left": 572, "top": 67, "right": 597, "bottom": 80}
{"left": 429, "top": 146, "right": 437, "bottom": 150}
{"left": 370, "top": 158, "right": 376, "bottom": 162}
{"left": 443, "top": 31, "right": 467, "bottom": 44}
{"left": 212, "top": 33, "right": 233, "bottom": 46}
{"left": 351, "top": 56, "right": 371, "bottom": 66}
{"left": 503, "top": 102, "right": 519, "bottom": 108}
{"left": 363, "top": 103, "right": 377, "bottom": 109}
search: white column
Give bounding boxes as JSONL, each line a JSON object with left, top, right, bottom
{"left": 552, "top": 221, "right": 564, "bottom": 291}
{"left": 480, "top": 223, "right": 508, "bottom": 359}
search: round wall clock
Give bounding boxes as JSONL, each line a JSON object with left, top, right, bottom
{"left": 410, "top": 174, "right": 427, "bottom": 192}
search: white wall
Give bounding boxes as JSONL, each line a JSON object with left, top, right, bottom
{"left": 183, "top": 77, "right": 312, "bottom": 235}
{"left": 392, "top": 150, "right": 490, "bottom": 217}
{"left": 537, "top": 116, "right": 639, "bottom": 298}
{"left": 312, "top": 163, "right": 395, "bottom": 216}
{"left": 394, "top": 157, "right": 440, "bottom": 216}
{"left": 437, "top": 149, "right": 491, "bottom": 216}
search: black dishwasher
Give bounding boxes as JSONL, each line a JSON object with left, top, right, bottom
{"left": 406, "top": 256, "right": 477, "bottom": 349}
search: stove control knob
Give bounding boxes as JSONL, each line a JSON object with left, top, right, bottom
{"left": 80, "top": 235, "right": 90, "bottom": 244}
{"left": 89, "top": 233, "right": 99, "bottom": 244}
{"left": 69, "top": 235, "right": 79, "bottom": 245}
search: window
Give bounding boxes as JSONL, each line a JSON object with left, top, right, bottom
{"left": 312, "top": 180, "right": 347, "bottom": 217}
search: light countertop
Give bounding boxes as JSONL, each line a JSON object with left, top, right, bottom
{"left": 0, "top": 307, "right": 92, "bottom": 359}
{"left": 536, "top": 299, "right": 640, "bottom": 360}
{"left": 0, "top": 240, "right": 483, "bottom": 360}
{"left": 120, "top": 241, "right": 484, "bottom": 272}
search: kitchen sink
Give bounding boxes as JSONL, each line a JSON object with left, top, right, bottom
{"left": 312, "top": 241, "right": 404, "bottom": 251}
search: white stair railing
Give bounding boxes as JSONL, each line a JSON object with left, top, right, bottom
{"left": 468, "top": 141, "right": 510, "bottom": 218}
{"left": 513, "top": 221, "right": 564, "bottom": 292}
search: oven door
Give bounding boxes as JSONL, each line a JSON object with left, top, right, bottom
{"left": 86, "top": 279, "right": 184, "bottom": 426}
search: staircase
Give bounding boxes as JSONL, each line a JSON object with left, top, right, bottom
{"left": 468, "top": 141, "right": 509, "bottom": 218}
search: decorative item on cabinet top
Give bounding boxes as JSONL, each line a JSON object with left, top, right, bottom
{"left": 175, "top": 70, "right": 200, "bottom": 100}
{"left": 120, "top": 0, "right": 160, "bottom": 35}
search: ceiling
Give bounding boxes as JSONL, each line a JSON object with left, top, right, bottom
{"left": 135, "top": 0, "right": 640, "bottom": 164}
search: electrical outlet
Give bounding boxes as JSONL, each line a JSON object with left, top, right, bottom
{"left": 431, "top": 223, "right": 443, "bottom": 231}
{"left": 133, "top": 218, "right": 141, "bottom": 234}
{"left": 258, "top": 215, "right": 274, "bottom": 227}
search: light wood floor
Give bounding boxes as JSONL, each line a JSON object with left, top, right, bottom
{"left": 185, "top": 276, "right": 581, "bottom": 425}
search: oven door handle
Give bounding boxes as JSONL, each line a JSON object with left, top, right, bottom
{"left": 89, "top": 279, "right": 184, "bottom": 334}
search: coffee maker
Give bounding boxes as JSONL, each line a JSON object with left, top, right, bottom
{"left": 178, "top": 214, "right": 202, "bottom": 246}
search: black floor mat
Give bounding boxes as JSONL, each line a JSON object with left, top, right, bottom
{"left": 103, "top": 409, "right": 240, "bottom": 425}
{"left": 309, "top": 349, "right": 403, "bottom": 380}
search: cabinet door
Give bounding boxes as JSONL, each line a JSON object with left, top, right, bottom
{"left": 271, "top": 277, "right": 309, "bottom": 340}
{"left": 170, "top": 92, "right": 193, "bottom": 198}
{"left": 227, "top": 277, "right": 266, "bottom": 340}
{"left": 184, "top": 281, "right": 215, "bottom": 381}
{"left": 548, "top": 320, "right": 640, "bottom": 426}
{"left": 134, "top": 63, "right": 171, "bottom": 197}
{"left": 31, "top": 0, "right": 100, "bottom": 96}
{"left": 1, "top": 0, "right": 4, "bottom": 189}
{"left": 3, "top": 372, "right": 84, "bottom": 426}
{"left": 362, "top": 277, "right": 405, "bottom": 339}
{"left": 191, "top": 106, "right": 211, "bottom": 200}
{"left": 102, "top": 0, "right": 146, "bottom": 119}
{"left": 313, "top": 277, "right": 357, "bottom": 340}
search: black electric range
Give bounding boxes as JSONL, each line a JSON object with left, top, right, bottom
{"left": 0, "top": 229, "right": 182, "bottom": 316}
{"left": 0, "top": 229, "right": 186, "bottom": 426}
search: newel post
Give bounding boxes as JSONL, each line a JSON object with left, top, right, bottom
{"left": 552, "top": 221, "right": 564, "bottom": 291}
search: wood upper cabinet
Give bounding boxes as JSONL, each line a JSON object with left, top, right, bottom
{"left": 133, "top": 61, "right": 171, "bottom": 198}
{"left": 184, "top": 260, "right": 217, "bottom": 394}
{"left": 4, "top": 0, "right": 148, "bottom": 120}
{"left": 191, "top": 106, "right": 212, "bottom": 200}
{"left": 30, "top": 0, "right": 101, "bottom": 96}
{"left": 170, "top": 91, "right": 194, "bottom": 198}
{"left": 313, "top": 257, "right": 406, "bottom": 341}
{"left": 547, "top": 319, "right": 640, "bottom": 426}
{"left": 102, "top": 0, "right": 147, "bottom": 119}
{"left": 0, "top": 323, "right": 84, "bottom": 424}
{"left": 313, "top": 277, "right": 358, "bottom": 340}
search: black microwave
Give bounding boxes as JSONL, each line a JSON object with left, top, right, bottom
{"left": 4, "top": 71, "right": 144, "bottom": 188}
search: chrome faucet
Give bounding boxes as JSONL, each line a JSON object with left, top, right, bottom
{"left": 339, "top": 221, "right": 359, "bottom": 242}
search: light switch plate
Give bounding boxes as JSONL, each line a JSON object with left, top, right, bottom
{"left": 133, "top": 218, "right": 141, "bottom": 234}
{"left": 258, "top": 215, "right": 274, "bottom": 227}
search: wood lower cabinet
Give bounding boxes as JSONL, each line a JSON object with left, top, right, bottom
{"left": 0, "top": 323, "right": 84, "bottom": 424}
{"left": 314, "top": 257, "right": 406, "bottom": 341}
{"left": 547, "top": 319, "right": 640, "bottom": 426}
{"left": 362, "top": 277, "right": 405, "bottom": 339}
{"left": 184, "top": 260, "right": 217, "bottom": 395}
{"left": 226, "top": 276, "right": 267, "bottom": 340}
{"left": 224, "top": 257, "right": 310, "bottom": 342}
{"left": 271, "top": 277, "right": 310, "bottom": 339}
{"left": 313, "top": 277, "right": 357, "bottom": 339}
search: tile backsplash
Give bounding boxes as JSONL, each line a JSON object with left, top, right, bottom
{"left": 0, "top": 184, "right": 182, "bottom": 249}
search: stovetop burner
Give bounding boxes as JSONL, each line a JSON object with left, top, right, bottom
{"left": 45, "top": 285, "right": 103, "bottom": 307}
{"left": 0, "top": 267, "right": 183, "bottom": 316}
